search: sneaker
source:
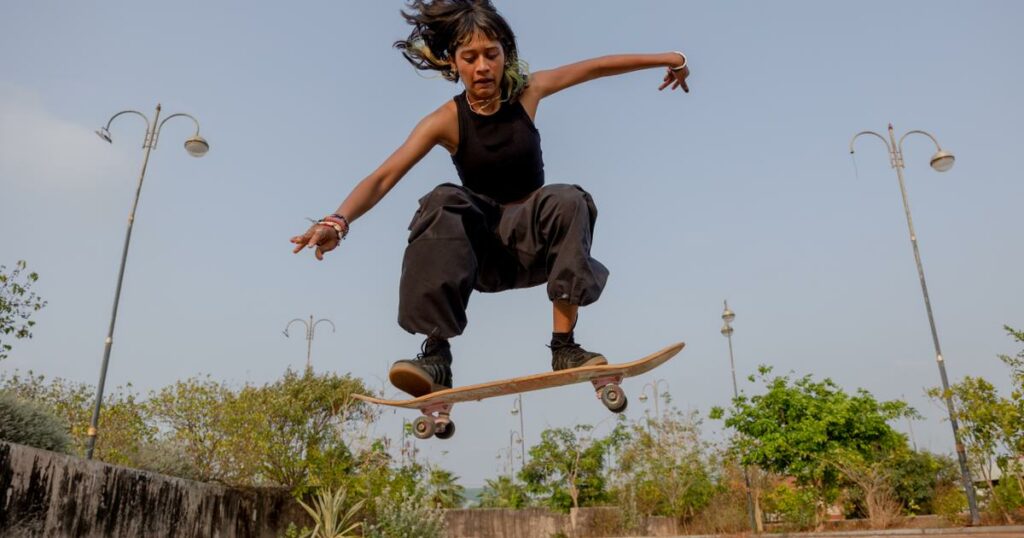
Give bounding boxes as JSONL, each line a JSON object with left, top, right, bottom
{"left": 550, "top": 337, "right": 607, "bottom": 371}
{"left": 389, "top": 337, "right": 453, "bottom": 397}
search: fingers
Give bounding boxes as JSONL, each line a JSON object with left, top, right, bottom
{"left": 658, "top": 69, "right": 673, "bottom": 91}
{"left": 306, "top": 226, "right": 331, "bottom": 250}
{"left": 291, "top": 223, "right": 342, "bottom": 260}
{"left": 660, "top": 67, "right": 690, "bottom": 93}
{"left": 291, "top": 234, "right": 310, "bottom": 254}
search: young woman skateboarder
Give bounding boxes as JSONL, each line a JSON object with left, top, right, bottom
{"left": 290, "top": 0, "right": 690, "bottom": 397}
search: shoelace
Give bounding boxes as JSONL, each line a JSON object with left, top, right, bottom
{"left": 416, "top": 338, "right": 448, "bottom": 361}
{"left": 548, "top": 340, "right": 582, "bottom": 352}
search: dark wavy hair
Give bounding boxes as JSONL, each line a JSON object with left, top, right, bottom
{"left": 394, "top": 0, "right": 529, "bottom": 102}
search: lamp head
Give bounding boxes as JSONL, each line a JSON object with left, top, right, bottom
{"left": 722, "top": 300, "right": 735, "bottom": 323}
{"left": 96, "top": 127, "right": 112, "bottom": 143}
{"left": 929, "top": 150, "right": 954, "bottom": 172}
{"left": 639, "top": 393, "right": 648, "bottom": 402}
{"left": 184, "top": 135, "right": 209, "bottom": 157}
{"left": 721, "top": 324, "right": 734, "bottom": 337}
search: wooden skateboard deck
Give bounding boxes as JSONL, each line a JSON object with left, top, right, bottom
{"left": 352, "top": 342, "right": 684, "bottom": 440}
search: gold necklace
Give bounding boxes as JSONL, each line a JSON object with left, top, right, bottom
{"left": 467, "top": 94, "right": 499, "bottom": 115}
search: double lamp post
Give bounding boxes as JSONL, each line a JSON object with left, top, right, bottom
{"left": 86, "top": 104, "right": 208, "bottom": 459}
{"left": 850, "top": 124, "right": 979, "bottom": 525}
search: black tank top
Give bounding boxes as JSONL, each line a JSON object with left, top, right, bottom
{"left": 451, "top": 92, "right": 545, "bottom": 204}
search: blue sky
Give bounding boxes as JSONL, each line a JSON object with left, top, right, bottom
{"left": 1, "top": 1, "right": 1022, "bottom": 486}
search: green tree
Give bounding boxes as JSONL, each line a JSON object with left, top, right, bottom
{"left": 425, "top": 466, "right": 466, "bottom": 509}
{"left": 929, "top": 326, "right": 1024, "bottom": 521}
{"left": 928, "top": 376, "right": 1016, "bottom": 521}
{"left": 520, "top": 423, "right": 624, "bottom": 513}
{"left": 0, "top": 260, "right": 47, "bottom": 361}
{"left": 830, "top": 447, "right": 904, "bottom": 528}
{"left": 711, "top": 366, "right": 914, "bottom": 527}
{"left": 888, "top": 450, "right": 959, "bottom": 515}
{"left": 146, "top": 375, "right": 235, "bottom": 482}
{"left": 478, "top": 475, "right": 529, "bottom": 508}
{"left": 612, "top": 407, "right": 716, "bottom": 520}
{"left": 223, "top": 368, "right": 373, "bottom": 490}
{"left": 998, "top": 325, "right": 1024, "bottom": 503}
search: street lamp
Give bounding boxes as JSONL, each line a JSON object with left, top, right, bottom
{"left": 496, "top": 447, "right": 518, "bottom": 478}
{"left": 509, "top": 430, "right": 523, "bottom": 477}
{"left": 284, "top": 315, "right": 336, "bottom": 370}
{"left": 510, "top": 394, "right": 526, "bottom": 465}
{"left": 849, "top": 124, "right": 980, "bottom": 525}
{"left": 637, "top": 378, "right": 669, "bottom": 421}
{"left": 721, "top": 300, "right": 758, "bottom": 533}
{"left": 86, "top": 104, "right": 208, "bottom": 460}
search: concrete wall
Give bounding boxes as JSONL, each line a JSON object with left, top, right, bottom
{"left": 0, "top": 442, "right": 305, "bottom": 538}
{"left": 444, "top": 507, "right": 680, "bottom": 537}
{"left": 1, "top": 440, "right": 686, "bottom": 538}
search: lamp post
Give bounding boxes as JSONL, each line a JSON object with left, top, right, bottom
{"left": 509, "top": 430, "right": 523, "bottom": 476}
{"left": 637, "top": 379, "right": 669, "bottom": 422}
{"left": 721, "top": 300, "right": 758, "bottom": 533}
{"left": 510, "top": 394, "right": 526, "bottom": 465}
{"left": 849, "top": 124, "right": 979, "bottom": 525}
{"left": 284, "top": 315, "right": 336, "bottom": 370}
{"left": 496, "top": 447, "right": 517, "bottom": 478}
{"left": 86, "top": 104, "right": 208, "bottom": 460}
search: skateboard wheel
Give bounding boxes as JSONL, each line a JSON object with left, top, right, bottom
{"left": 413, "top": 416, "right": 435, "bottom": 439}
{"left": 434, "top": 420, "right": 456, "bottom": 440}
{"left": 600, "top": 385, "right": 628, "bottom": 413}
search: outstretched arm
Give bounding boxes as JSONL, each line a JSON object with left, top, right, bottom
{"left": 290, "top": 105, "right": 451, "bottom": 260}
{"left": 526, "top": 51, "right": 690, "bottom": 101}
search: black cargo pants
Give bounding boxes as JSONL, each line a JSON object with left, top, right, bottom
{"left": 398, "top": 183, "right": 609, "bottom": 339}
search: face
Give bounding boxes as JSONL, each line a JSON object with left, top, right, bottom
{"left": 452, "top": 30, "right": 505, "bottom": 100}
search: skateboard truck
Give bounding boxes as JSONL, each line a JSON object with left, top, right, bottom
{"left": 412, "top": 402, "right": 456, "bottom": 440}
{"left": 590, "top": 375, "right": 628, "bottom": 413}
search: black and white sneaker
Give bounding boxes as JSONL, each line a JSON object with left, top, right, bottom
{"left": 550, "top": 337, "right": 607, "bottom": 371}
{"left": 389, "top": 337, "right": 453, "bottom": 397}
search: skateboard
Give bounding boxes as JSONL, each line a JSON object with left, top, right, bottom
{"left": 352, "top": 342, "right": 684, "bottom": 440}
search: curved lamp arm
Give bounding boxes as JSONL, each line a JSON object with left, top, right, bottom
{"left": 96, "top": 110, "right": 151, "bottom": 145}
{"left": 157, "top": 112, "right": 202, "bottom": 138}
{"left": 283, "top": 318, "right": 309, "bottom": 338}
{"left": 153, "top": 112, "right": 207, "bottom": 155}
{"left": 312, "top": 318, "right": 336, "bottom": 336}
{"left": 850, "top": 130, "right": 895, "bottom": 168}
{"left": 638, "top": 379, "right": 670, "bottom": 403}
{"left": 898, "top": 129, "right": 943, "bottom": 155}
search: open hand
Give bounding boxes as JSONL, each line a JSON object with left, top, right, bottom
{"left": 658, "top": 64, "right": 690, "bottom": 93}
{"left": 290, "top": 223, "right": 340, "bottom": 261}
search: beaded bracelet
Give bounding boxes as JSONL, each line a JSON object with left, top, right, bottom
{"left": 317, "top": 220, "right": 345, "bottom": 240}
{"left": 322, "top": 213, "right": 350, "bottom": 240}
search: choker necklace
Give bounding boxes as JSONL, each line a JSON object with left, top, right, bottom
{"left": 467, "top": 94, "right": 500, "bottom": 115}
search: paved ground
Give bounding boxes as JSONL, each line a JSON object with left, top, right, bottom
{"left": 658, "top": 527, "right": 1024, "bottom": 538}
{"left": 806, "top": 532, "right": 1024, "bottom": 536}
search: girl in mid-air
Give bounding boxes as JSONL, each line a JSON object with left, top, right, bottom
{"left": 291, "top": 0, "right": 690, "bottom": 397}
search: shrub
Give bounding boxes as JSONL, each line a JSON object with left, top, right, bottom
{"left": 763, "top": 483, "right": 818, "bottom": 532}
{"left": 295, "top": 487, "right": 364, "bottom": 538}
{"left": 932, "top": 484, "right": 967, "bottom": 525}
{"left": 364, "top": 487, "right": 446, "bottom": 538}
{"left": 0, "top": 391, "right": 71, "bottom": 453}
{"left": 992, "top": 476, "right": 1024, "bottom": 522}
